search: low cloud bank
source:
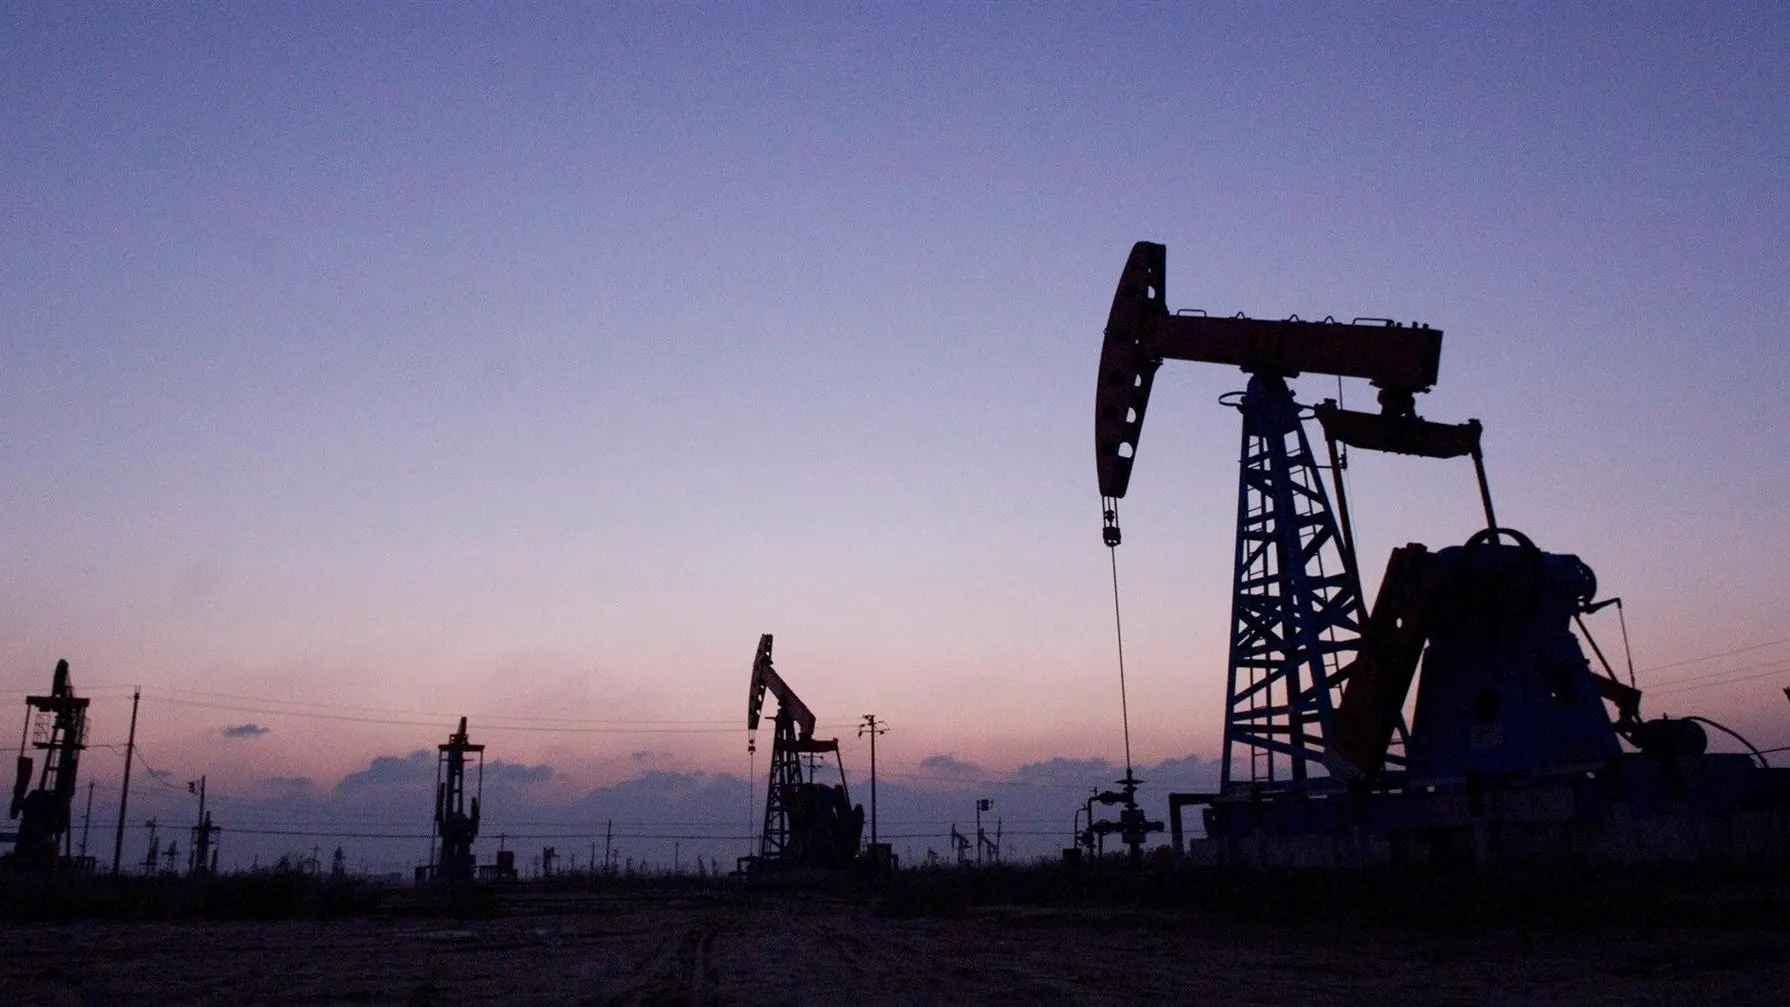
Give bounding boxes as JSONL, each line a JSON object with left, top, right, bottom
{"left": 104, "top": 751, "right": 1218, "bottom": 877}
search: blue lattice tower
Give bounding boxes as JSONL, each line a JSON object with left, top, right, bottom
{"left": 1094, "top": 242, "right": 1448, "bottom": 793}
{"left": 1220, "top": 375, "right": 1367, "bottom": 790}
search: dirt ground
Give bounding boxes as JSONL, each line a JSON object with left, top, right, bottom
{"left": 4, "top": 890, "right": 1788, "bottom": 1006}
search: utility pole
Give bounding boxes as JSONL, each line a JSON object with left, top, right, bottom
{"left": 188, "top": 775, "right": 215, "bottom": 877}
{"left": 857, "top": 715, "right": 888, "bottom": 846}
{"left": 79, "top": 780, "right": 94, "bottom": 861}
{"left": 111, "top": 688, "right": 140, "bottom": 877}
{"left": 604, "top": 819, "right": 613, "bottom": 871}
{"left": 141, "top": 818, "right": 159, "bottom": 875}
{"left": 975, "top": 798, "right": 992, "bottom": 867}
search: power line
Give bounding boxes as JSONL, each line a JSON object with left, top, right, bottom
{"left": 1648, "top": 660, "right": 1790, "bottom": 698}
{"left": 1640, "top": 634, "right": 1790, "bottom": 674}
{"left": 1645, "top": 652, "right": 1790, "bottom": 690}
{"left": 214, "top": 825, "right": 1081, "bottom": 842}
{"left": 871, "top": 768, "right": 1110, "bottom": 791}
{"left": 126, "top": 742, "right": 190, "bottom": 794}
{"left": 12, "top": 680, "right": 860, "bottom": 732}
{"left": 148, "top": 685, "right": 744, "bottom": 726}
{"left": 142, "top": 693, "right": 857, "bottom": 735}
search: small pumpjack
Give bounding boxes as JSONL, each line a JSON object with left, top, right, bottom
{"left": 430, "top": 717, "right": 483, "bottom": 884}
{"left": 743, "top": 635, "right": 864, "bottom": 872}
{"left": 6, "top": 660, "right": 89, "bottom": 872}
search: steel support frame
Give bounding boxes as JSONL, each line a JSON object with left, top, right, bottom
{"left": 1220, "top": 375, "right": 1364, "bottom": 791}
{"left": 759, "top": 708, "right": 804, "bottom": 860}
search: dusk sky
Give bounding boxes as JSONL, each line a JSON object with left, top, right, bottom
{"left": 4, "top": 4, "right": 1788, "bottom": 868}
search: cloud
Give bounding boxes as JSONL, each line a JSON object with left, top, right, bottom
{"left": 248, "top": 775, "right": 316, "bottom": 799}
{"left": 1012, "top": 756, "right": 1113, "bottom": 781}
{"left": 1144, "top": 755, "right": 1218, "bottom": 790}
{"left": 221, "top": 723, "right": 271, "bottom": 738}
{"left": 485, "top": 760, "right": 554, "bottom": 786}
{"left": 1006, "top": 755, "right": 1219, "bottom": 793}
{"left": 567, "top": 771, "right": 749, "bottom": 823}
{"left": 128, "top": 750, "right": 1221, "bottom": 877}
{"left": 331, "top": 751, "right": 554, "bottom": 797}
{"left": 919, "top": 754, "right": 982, "bottom": 776}
{"left": 333, "top": 750, "right": 434, "bottom": 795}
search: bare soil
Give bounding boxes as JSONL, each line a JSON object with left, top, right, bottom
{"left": 4, "top": 887, "right": 1788, "bottom": 1006}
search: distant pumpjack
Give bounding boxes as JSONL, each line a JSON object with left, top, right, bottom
{"left": 746, "top": 635, "right": 863, "bottom": 869}
{"left": 950, "top": 825, "right": 971, "bottom": 867}
{"left": 7, "top": 660, "right": 90, "bottom": 871}
{"left": 431, "top": 717, "right": 484, "bottom": 884}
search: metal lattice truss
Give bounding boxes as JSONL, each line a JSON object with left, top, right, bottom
{"left": 759, "top": 709, "right": 804, "bottom": 859}
{"left": 1221, "top": 375, "right": 1378, "bottom": 790}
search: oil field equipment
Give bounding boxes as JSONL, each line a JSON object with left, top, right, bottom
{"left": 429, "top": 717, "right": 483, "bottom": 883}
{"left": 186, "top": 775, "right": 218, "bottom": 878}
{"left": 6, "top": 659, "right": 90, "bottom": 871}
{"left": 1094, "top": 241, "right": 1790, "bottom": 865}
{"left": 745, "top": 634, "right": 863, "bottom": 870}
{"left": 1081, "top": 777, "right": 1164, "bottom": 868}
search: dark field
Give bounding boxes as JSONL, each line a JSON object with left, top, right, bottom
{"left": 4, "top": 874, "right": 1789, "bottom": 1005}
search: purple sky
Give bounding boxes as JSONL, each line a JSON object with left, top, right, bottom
{"left": 4, "top": 4, "right": 1789, "bottom": 865}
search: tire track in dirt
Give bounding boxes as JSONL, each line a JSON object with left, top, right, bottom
{"left": 814, "top": 918, "right": 992, "bottom": 1002}
{"left": 601, "top": 916, "right": 721, "bottom": 1006}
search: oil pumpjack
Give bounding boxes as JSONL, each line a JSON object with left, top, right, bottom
{"left": 6, "top": 660, "right": 89, "bottom": 871}
{"left": 1094, "top": 241, "right": 1790, "bottom": 864}
{"left": 744, "top": 634, "right": 863, "bottom": 871}
{"left": 430, "top": 717, "right": 483, "bottom": 883}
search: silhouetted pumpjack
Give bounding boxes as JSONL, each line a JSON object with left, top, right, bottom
{"left": 432, "top": 717, "right": 483, "bottom": 883}
{"left": 1094, "top": 240, "right": 1490, "bottom": 789}
{"left": 1095, "top": 241, "right": 1790, "bottom": 862}
{"left": 7, "top": 660, "right": 89, "bottom": 871}
{"left": 746, "top": 635, "right": 863, "bottom": 868}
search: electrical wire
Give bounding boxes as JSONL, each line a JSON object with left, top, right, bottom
{"left": 188, "top": 825, "right": 1084, "bottom": 843}
{"left": 127, "top": 742, "right": 190, "bottom": 794}
{"left": 1640, "top": 634, "right": 1790, "bottom": 674}
{"left": 872, "top": 768, "right": 1105, "bottom": 791}
{"left": 147, "top": 685, "right": 742, "bottom": 726}
{"left": 140, "top": 692, "right": 857, "bottom": 735}
{"left": 1646, "top": 655, "right": 1790, "bottom": 696}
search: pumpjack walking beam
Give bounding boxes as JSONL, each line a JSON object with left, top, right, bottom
{"left": 1095, "top": 243, "right": 1443, "bottom": 506}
